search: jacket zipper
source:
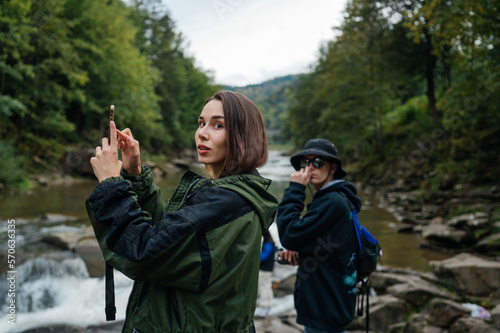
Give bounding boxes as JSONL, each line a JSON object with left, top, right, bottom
{"left": 180, "top": 177, "right": 202, "bottom": 205}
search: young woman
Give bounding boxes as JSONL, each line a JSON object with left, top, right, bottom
{"left": 86, "top": 91, "right": 278, "bottom": 333}
{"left": 277, "top": 138, "right": 360, "bottom": 333}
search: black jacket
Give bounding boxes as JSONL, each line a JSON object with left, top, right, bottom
{"left": 277, "top": 180, "right": 361, "bottom": 331}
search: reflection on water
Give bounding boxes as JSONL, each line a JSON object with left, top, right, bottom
{"left": 0, "top": 150, "right": 453, "bottom": 272}
{"left": 0, "top": 181, "right": 99, "bottom": 219}
{"left": 358, "top": 199, "right": 452, "bottom": 271}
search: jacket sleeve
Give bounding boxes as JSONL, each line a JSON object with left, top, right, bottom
{"left": 276, "top": 182, "right": 346, "bottom": 253}
{"left": 121, "top": 166, "right": 164, "bottom": 224}
{"left": 85, "top": 179, "right": 253, "bottom": 291}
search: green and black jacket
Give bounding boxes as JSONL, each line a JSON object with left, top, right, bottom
{"left": 86, "top": 167, "right": 278, "bottom": 333}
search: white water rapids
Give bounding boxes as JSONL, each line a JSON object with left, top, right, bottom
{"left": 0, "top": 257, "right": 133, "bottom": 332}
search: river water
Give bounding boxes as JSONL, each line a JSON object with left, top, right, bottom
{"left": 0, "top": 150, "right": 453, "bottom": 332}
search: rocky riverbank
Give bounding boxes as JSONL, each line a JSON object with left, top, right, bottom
{"left": 363, "top": 183, "right": 500, "bottom": 258}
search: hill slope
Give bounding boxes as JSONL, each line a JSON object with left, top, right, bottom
{"left": 225, "top": 74, "right": 301, "bottom": 144}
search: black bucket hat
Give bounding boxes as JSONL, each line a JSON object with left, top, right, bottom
{"left": 290, "top": 138, "right": 347, "bottom": 179}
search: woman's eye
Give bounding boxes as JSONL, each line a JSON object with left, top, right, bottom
{"left": 199, "top": 121, "right": 206, "bottom": 127}
{"left": 215, "top": 123, "right": 224, "bottom": 129}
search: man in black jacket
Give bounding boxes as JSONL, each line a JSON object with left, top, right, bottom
{"left": 277, "top": 138, "right": 360, "bottom": 333}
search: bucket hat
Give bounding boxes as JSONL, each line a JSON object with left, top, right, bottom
{"left": 290, "top": 138, "right": 347, "bottom": 179}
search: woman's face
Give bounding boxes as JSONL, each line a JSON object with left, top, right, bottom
{"left": 303, "top": 155, "right": 336, "bottom": 189}
{"left": 196, "top": 100, "right": 227, "bottom": 178}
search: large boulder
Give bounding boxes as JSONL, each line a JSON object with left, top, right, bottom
{"left": 447, "top": 212, "right": 490, "bottom": 231}
{"left": 348, "top": 294, "right": 412, "bottom": 332}
{"left": 40, "top": 231, "right": 82, "bottom": 250}
{"left": 491, "top": 304, "right": 500, "bottom": 330}
{"left": 39, "top": 226, "right": 105, "bottom": 277}
{"left": 369, "top": 270, "right": 422, "bottom": 291}
{"left": 427, "top": 299, "right": 471, "bottom": 327}
{"left": 421, "top": 224, "right": 474, "bottom": 247}
{"left": 387, "top": 281, "right": 457, "bottom": 308}
{"left": 369, "top": 270, "right": 440, "bottom": 294}
{"left": 403, "top": 313, "right": 446, "bottom": 333}
{"left": 449, "top": 316, "right": 500, "bottom": 333}
{"left": 475, "top": 232, "right": 500, "bottom": 254}
{"left": 429, "top": 253, "right": 500, "bottom": 298}
{"left": 73, "top": 237, "right": 105, "bottom": 277}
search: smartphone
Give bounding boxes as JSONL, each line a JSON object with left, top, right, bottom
{"left": 108, "top": 105, "right": 115, "bottom": 142}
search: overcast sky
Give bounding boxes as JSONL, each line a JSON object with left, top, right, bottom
{"left": 162, "top": 0, "right": 347, "bottom": 86}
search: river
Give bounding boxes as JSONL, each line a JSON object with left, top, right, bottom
{"left": 0, "top": 150, "right": 453, "bottom": 332}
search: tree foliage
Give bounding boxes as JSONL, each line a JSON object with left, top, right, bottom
{"left": 0, "top": 0, "right": 218, "bottom": 185}
{"left": 285, "top": 0, "right": 500, "bottom": 187}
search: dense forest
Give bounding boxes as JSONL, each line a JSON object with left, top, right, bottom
{"left": 1, "top": 0, "right": 499, "bottom": 191}
{"left": 285, "top": 0, "right": 500, "bottom": 190}
{"left": 0, "top": 0, "right": 219, "bottom": 187}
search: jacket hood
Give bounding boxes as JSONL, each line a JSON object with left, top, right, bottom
{"left": 317, "top": 179, "right": 361, "bottom": 212}
{"left": 213, "top": 172, "right": 278, "bottom": 231}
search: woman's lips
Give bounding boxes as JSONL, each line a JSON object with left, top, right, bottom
{"left": 197, "top": 145, "right": 211, "bottom": 154}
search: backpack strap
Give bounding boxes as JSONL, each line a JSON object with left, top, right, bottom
{"left": 105, "top": 262, "right": 116, "bottom": 321}
{"left": 356, "top": 279, "right": 371, "bottom": 333}
{"left": 338, "top": 191, "right": 355, "bottom": 211}
{"left": 357, "top": 285, "right": 364, "bottom": 316}
{"left": 338, "top": 192, "right": 364, "bottom": 256}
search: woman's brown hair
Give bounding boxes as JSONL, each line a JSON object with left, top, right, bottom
{"left": 204, "top": 90, "right": 268, "bottom": 177}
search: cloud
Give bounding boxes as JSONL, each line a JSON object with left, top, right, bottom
{"left": 165, "top": 0, "right": 346, "bottom": 86}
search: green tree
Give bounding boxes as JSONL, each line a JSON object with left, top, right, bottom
{"left": 129, "top": 0, "right": 218, "bottom": 152}
{"left": 61, "top": 0, "right": 161, "bottom": 145}
{"left": 423, "top": 0, "right": 500, "bottom": 182}
{"left": 0, "top": 0, "right": 32, "bottom": 184}
{"left": 0, "top": 0, "right": 34, "bottom": 140}
{"left": 286, "top": 72, "right": 326, "bottom": 147}
{"left": 287, "top": 0, "right": 404, "bottom": 162}
{"left": 3, "top": 0, "right": 78, "bottom": 161}
{"left": 2, "top": 0, "right": 162, "bottom": 164}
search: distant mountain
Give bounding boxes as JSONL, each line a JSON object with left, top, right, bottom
{"left": 224, "top": 74, "right": 301, "bottom": 101}
{"left": 224, "top": 74, "right": 302, "bottom": 144}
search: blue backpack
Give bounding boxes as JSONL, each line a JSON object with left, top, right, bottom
{"left": 340, "top": 192, "right": 382, "bottom": 333}
{"left": 339, "top": 192, "right": 381, "bottom": 281}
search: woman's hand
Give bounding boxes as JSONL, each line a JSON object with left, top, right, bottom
{"left": 117, "top": 127, "right": 141, "bottom": 175}
{"left": 280, "top": 250, "right": 298, "bottom": 266}
{"left": 290, "top": 166, "right": 311, "bottom": 186}
{"left": 90, "top": 121, "right": 123, "bottom": 183}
